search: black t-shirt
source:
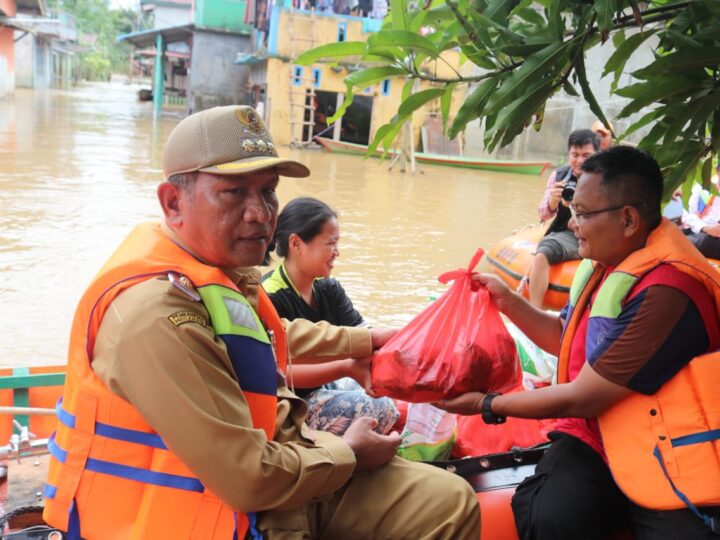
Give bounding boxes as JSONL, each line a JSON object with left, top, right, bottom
{"left": 262, "top": 264, "right": 365, "bottom": 397}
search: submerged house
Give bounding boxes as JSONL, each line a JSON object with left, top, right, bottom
{"left": 118, "top": 0, "right": 255, "bottom": 115}
{"left": 0, "top": 0, "right": 79, "bottom": 97}
{"left": 0, "top": 0, "right": 43, "bottom": 97}
{"left": 238, "top": 0, "right": 469, "bottom": 149}
{"left": 14, "top": 8, "right": 78, "bottom": 89}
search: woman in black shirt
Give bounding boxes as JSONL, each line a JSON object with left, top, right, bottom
{"left": 263, "top": 197, "right": 399, "bottom": 435}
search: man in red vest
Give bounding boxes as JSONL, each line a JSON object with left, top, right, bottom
{"left": 438, "top": 146, "right": 720, "bottom": 539}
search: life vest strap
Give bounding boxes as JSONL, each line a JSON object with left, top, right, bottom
{"left": 56, "top": 398, "right": 167, "bottom": 449}
{"left": 47, "top": 433, "right": 205, "bottom": 493}
{"left": 653, "top": 428, "right": 720, "bottom": 533}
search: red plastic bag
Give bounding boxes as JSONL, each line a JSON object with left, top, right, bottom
{"left": 370, "top": 249, "right": 520, "bottom": 402}
{"left": 451, "top": 381, "right": 552, "bottom": 458}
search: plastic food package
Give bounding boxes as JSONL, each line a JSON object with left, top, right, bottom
{"left": 370, "top": 249, "right": 520, "bottom": 402}
{"left": 396, "top": 403, "right": 457, "bottom": 462}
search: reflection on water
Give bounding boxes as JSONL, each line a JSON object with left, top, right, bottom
{"left": 0, "top": 83, "right": 548, "bottom": 367}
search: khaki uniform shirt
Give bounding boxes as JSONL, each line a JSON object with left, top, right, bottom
{"left": 91, "top": 226, "right": 372, "bottom": 513}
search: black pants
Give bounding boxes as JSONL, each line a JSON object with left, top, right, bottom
{"left": 511, "top": 432, "right": 720, "bottom": 540}
{"left": 686, "top": 232, "right": 720, "bottom": 259}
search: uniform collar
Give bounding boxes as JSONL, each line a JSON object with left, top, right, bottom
{"left": 161, "top": 222, "right": 262, "bottom": 296}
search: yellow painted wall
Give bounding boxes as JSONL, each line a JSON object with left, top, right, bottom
{"left": 264, "top": 9, "right": 471, "bottom": 148}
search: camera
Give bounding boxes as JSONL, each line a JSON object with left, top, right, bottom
{"left": 561, "top": 178, "right": 577, "bottom": 202}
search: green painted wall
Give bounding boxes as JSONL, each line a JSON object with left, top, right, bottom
{"left": 194, "top": 0, "right": 252, "bottom": 33}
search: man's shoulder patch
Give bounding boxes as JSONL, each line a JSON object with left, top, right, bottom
{"left": 168, "top": 311, "right": 208, "bottom": 327}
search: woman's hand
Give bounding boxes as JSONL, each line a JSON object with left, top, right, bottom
{"left": 369, "top": 327, "right": 397, "bottom": 349}
{"left": 347, "top": 356, "right": 377, "bottom": 396}
{"left": 433, "top": 392, "right": 486, "bottom": 416}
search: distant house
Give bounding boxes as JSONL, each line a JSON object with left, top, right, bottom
{"left": 238, "top": 0, "right": 469, "bottom": 148}
{"left": 118, "top": 0, "right": 255, "bottom": 115}
{"left": 14, "top": 8, "right": 79, "bottom": 89}
{"left": 0, "top": 0, "right": 79, "bottom": 96}
{"left": 0, "top": 0, "right": 46, "bottom": 97}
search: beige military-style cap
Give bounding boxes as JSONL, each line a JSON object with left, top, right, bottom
{"left": 163, "top": 105, "right": 310, "bottom": 179}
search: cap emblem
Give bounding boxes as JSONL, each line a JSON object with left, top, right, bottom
{"left": 235, "top": 108, "right": 266, "bottom": 136}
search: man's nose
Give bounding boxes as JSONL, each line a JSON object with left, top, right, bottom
{"left": 568, "top": 215, "right": 578, "bottom": 232}
{"left": 243, "top": 194, "right": 272, "bottom": 223}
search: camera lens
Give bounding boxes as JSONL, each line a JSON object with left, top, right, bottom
{"left": 561, "top": 179, "right": 577, "bottom": 202}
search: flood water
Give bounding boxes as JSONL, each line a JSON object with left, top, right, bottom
{"left": 0, "top": 82, "right": 548, "bottom": 367}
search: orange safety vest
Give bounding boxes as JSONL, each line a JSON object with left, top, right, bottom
{"left": 558, "top": 220, "right": 720, "bottom": 516}
{"left": 43, "top": 223, "right": 287, "bottom": 540}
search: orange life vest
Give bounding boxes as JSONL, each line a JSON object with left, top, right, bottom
{"left": 558, "top": 220, "right": 720, "bottom": 515}
{"left": 43, "top": 223, "right": 287, "bottom": 540}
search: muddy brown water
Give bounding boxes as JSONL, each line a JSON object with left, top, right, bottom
{"left": 0, "top": 82, "right": 548, "bottom": 367}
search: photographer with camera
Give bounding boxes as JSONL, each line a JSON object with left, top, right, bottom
{"left": 525, "top": 129, "right": 601, "bottom": 308}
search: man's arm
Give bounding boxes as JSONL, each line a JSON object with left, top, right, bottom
{"left": 538, "top": 169, "right": 560, "bottom": 222}
{"left": 438, "top": 281, "right": 709, "bottom": 420}
{"left": 93, "top": 278, "right": 356, "bottom": 513}
{"left": 284, "top": 318, "right": 372, "bottom": 362}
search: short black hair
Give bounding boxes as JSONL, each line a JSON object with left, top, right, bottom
{"left": 581, "top": 146, "right": 663, "bottom": 229}
{"left": 267, "top": 197, "right": 337, "bottom": 262}
{"left": 568, "top": 129, "right": 601, "bottom": 152}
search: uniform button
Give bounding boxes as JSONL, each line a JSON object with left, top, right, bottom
{"left": 650, "top": 409, "right": 657, "bottom": 416}
{"left": 658, "top": 435, "right": 667, "bottom": 441}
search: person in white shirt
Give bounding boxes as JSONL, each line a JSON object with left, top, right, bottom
{"left": 682, "top": 171, "right": 720, "bottom": 259}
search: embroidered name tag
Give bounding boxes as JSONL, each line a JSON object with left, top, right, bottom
{"left": 168, "top": 311, "right": 208, "bottom": 327}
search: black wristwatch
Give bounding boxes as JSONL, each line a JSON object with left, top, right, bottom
{"left": 481, "top": 393, "right": 506, "bottom": 425}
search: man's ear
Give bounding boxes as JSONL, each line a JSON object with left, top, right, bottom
{"left": 158, "top": 182, "right": 183, "bottom": 227}
{"left": 623, "top": 206, "right": 641, "bottom": 237}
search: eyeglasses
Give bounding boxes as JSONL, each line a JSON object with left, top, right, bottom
{"left": 569, "top": 202, "right": 646, "bottom": 224}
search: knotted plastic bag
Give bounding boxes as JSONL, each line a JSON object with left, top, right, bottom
{"left": 370, "top": 249, "right": 520, "bottom": 402}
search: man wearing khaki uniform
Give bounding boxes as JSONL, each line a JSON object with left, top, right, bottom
{"left": 75, "top": 106, "right": 479, "bottom": 538}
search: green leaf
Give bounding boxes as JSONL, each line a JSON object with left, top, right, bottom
{"left": 368, "top": 31, "right": 439, "bottom": 57}
{"left": 328, "top": 67, "right": 408, "bottom": 124}
{"left": 486, "top": 41, "right": 569, "bottom": 114}
{"left": 662, "top": 147, "right": 706, "bottom": 201}
{"left": 682, "top": 89, "right": 720, "bottom": 141}
{"left": 621, "top": 109, "right": 659, "bottom": 140}
{"left": 513, "top": 5, "right": 546, "bottom": 26}
{"left": 633, "top": 47, "right": 720, "bottom": 78}
{"left": 490, "top": 80, "right": 555, "bottom": 150}
{"left": 575, "top": 53, "right": 609, "bottom": 132}
{"left": 409, "top": 7, "right": 428, "bottom": 33}
{"left": 397, "top": 88, "right": 446, "bottom": 117}
{"left": 594, "top": 0, "right": 613, "bottom": 33}
{"left": 345, "top": 66, "right": 408, "bottom": 89}
{"left": 485, "top": 0, "right": 519, "bottom": 24}
{"left": 562, "top": 80, "right": 580, "bottom": 97}
{"left": 617, "top": 77, "right": 706, "bottom": 118}
{"left": 390, "top": 0, "right": 408, "bottom": 31}
{"left": 602, "top": 30, "right": 657, "bottom": 78}
{"left": 702, "top": 155, "right": 713, "bottom": 190}
{"left": 295, "top": 42, "right": 368, "bottom": 66}
{"left": 547, "top": 1, "right": 563, "bottom": 40}
{"left": 448, "top": 78, "right": 498, "bottom": 139}
{"left": 662, "top": 88, "right": 718, "bottom": 144}
{"left": 440, "top": 83, "right": 456, "bottom": 132}
{"left": 400, "top": 79, "right": 414, "bottom": 102}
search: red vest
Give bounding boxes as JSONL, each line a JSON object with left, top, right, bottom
{"left": 558, "top": 220, "right": 720, "bottom": 511}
